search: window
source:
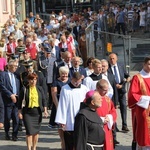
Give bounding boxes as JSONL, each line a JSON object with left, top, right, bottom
{"left": 2, "top": 0, "right": 8, "bottom": 12}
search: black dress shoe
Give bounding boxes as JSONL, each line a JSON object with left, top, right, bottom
{"left": 116, "top": 127, "right": 120, "bottom": 132}
{"left": 114, "top": 140, "right": 120, "bottom": 145}
{"left": 5, "top": 134, "right": 10, "bottom": 140}
{"left": 122, "top": 126, "right": 130, "bottom": 132}
{"left": 12, "top": 136, "right": 18, "bottom": 141}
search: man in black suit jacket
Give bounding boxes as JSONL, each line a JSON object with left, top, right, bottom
{"left": 53, "top": 51, "right": 72, "bottom": 81}
{"left": 73, "top": 21, "right": 81, "bottom": 41}
{"left": 108, "top": 53, "right": 130, "bottom": 132}
{"left": 0, "top": 60, "right": 20, "bottom": 141}
{"left": 69, "top": 56, "right": 87, "bottom": 79}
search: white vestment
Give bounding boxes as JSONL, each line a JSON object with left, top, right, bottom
{"left": 55, "top": 84, "right": 89, "bottom": 131}
{"left": 83, "top": 77, "right": 98, "bottom": 90}
{"left": 83, "top": 76, "right": 113, "bottom": 99}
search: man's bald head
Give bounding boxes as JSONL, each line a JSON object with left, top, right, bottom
{"left": 108, "top": 53, "right": 118, "bottom": 65}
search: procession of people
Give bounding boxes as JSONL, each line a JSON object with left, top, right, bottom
{"left": 0, "top": 2, "right": 150, "bottom": 150}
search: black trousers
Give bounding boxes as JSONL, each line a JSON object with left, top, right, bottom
{"left": 4, "top": 105, "right": 19, "bottom": 136}
{"left": 64, "top": 131, "right": 74, "bottom": 150}
{"left": 117, "top": 23, "right": 125, "bottom": 35}
{"left": 119, "top": 93, "right": 127, "bottom": 127}
{"left": 47, "top": 83, "right": 53, "bottom": 108}
{"left": 49, "top": 103, "right": 57, "bottom": 126}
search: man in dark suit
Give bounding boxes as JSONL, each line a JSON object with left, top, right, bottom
{"left": 53, "top": 51, "right": 72, "bottom": 80}
{"left": 73, "top": 20, "right": 81, "bottom": 41}
{"left": 108, "top": 53, "right": 130, "bottom": 132}
{"left": 69, "top": 56, "right": 87, "bottom": 79}
{"left": 0, "top": 60, "right": 20, "bottom": 141}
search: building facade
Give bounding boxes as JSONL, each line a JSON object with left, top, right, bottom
{"left": 0, "top": 0, "right": 26, "bottom": 24}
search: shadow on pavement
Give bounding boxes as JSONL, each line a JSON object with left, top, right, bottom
{"left": 0, "top": 145, "right": 59, "bottom": 150}
{"left": 115, "top": 145, "right": 131, "bottom": 150}
{"left": 0, "top": 146, "right": 26, "bottom": 150}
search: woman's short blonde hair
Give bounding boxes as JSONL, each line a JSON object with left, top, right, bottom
{"left": 92, "top": 59, "right": 101, "bottom": 68}
{"left": 59, "top": 66, "right": 69, "bottom": 75}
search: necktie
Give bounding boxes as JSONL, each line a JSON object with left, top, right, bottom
{"left": 46, "top": 58, "right": 49, "bottom": 63}
{"left": 113, "top": 66, "right": 119, "bottom": 84}
{"left": 75, "top": 68, "right": 78, "bottom": 72}
{"left": 11, "top": 73, "right": 17, "bottom": 94}
{"left": 67, "top": 64, "right": 70, "bottom": 68}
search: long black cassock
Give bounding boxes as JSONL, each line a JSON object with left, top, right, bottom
{"left": 74, "top": 103, "right": 105, "bottom": 150}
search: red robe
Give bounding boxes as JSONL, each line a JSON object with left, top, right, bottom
{"left": 128, "top": 74, "right": 150, "bottom": 146}
{"left": 96, "top": 96, "right": 117, "bottom": 150}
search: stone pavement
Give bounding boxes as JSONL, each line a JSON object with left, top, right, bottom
{"left": 0, "top": 23, "right": 146, "bottom": 149}
{"left": 0, "top": 31, "right": 141, "bottom": 149}
{"left": 0, "top": 105, "right": 134, "bottom": 150}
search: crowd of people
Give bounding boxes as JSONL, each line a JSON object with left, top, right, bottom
{"left": 0, "top": 2, "right": 150, "bottom": 150}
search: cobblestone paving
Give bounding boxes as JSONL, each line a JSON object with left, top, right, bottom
{"left": 0, "top": 107, "right": 134, "bottom": 150}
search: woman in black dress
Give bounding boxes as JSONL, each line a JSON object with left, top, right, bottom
{"left": 18, "top": 73, "right": 48, "bottom": 150}
{"left": 48, "top": 66, "right": 70, "bottom": 150}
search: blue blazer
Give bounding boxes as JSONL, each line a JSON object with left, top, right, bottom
{"left": 0, "top": 71, "right": 20, "bottom": 106}
{"left": 69, "top": 67, "right": 87, "bottom": 78}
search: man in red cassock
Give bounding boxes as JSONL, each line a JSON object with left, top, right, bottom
{"left": 128, "top": 56, "right": 150, "bottom": 150}
{"left": 96, "top": 79, "right": 117, "bottom": 150}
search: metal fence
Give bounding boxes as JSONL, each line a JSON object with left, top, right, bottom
{"left": 85, "top": 21, "right": 150, "bottom": 73}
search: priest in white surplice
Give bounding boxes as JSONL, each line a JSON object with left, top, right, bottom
{"left": 83, "top": 59, "right": 114, "bottom": 100}
{"left": 83, "top": 59, "right": 102, "bottom": 90}
{"left": 55, "top": 72, "right": 89, "bottom": 150}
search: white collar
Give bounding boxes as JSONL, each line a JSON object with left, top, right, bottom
{"left": 8, "top": 70, "right": 12, "bottom": 74}
{"left": 93, "top": 72, "right": 101, "bottom": 76}
{"left": 111, "top": 64, "right": 117, "bottom": 67}
{"left": 73, "top": 67, "right": 79, "bottom": 70}
{"left": 140, "top": 69, "right": 150, "bottom": 78}
{"left": 102, "top": 72, "right": 107, "bottom": 76}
